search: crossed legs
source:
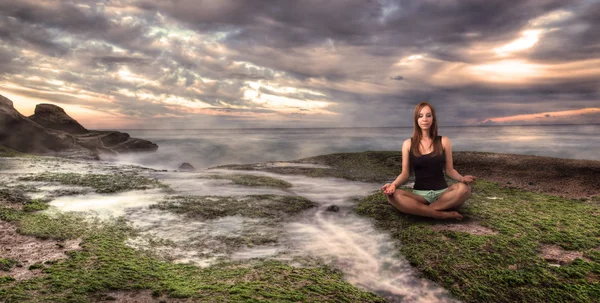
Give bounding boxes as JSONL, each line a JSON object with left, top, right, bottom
{"left": 385, "top": 183, "right": 471, "bottom": 220}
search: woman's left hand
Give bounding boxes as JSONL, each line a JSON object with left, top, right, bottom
{"left": 460, "top": 175, "right": 477, "bottom": 184}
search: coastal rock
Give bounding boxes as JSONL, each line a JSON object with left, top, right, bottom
{"left": 0, "top": 95, "right": 76, "bottom": 153}
{"left": 28, "top": 104, "right": 88, "bottom": 135}
{"left": 326, "top": 205, "right": 340, "bottom": 212}
{"left": 75, "top": 131, "right": 158, "bottom": 154}
{"left": 178, "top": 163, "right": 195, "bottom": 171}
{"left": 0, "top": 94, "right": 158, "bottom": 157}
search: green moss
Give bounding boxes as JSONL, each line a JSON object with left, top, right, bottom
{"left": 0, "top": 146, "right": 29, "bottom": 158}
{"left": 6, "top": 184, "right": 41, "bottom": 193}
{"left": 27, "top": 263, "right": 44, "bottom": 270}
{"left": 0, "top": 213, "right": 384, "bottom": 302}
{"left": 0, "top": 207, "right": 25, "bottom": 222}
{"left": 0, "top": 188, "right": 28, "bottom": 204}
{"left": 202, "top": 174, "right": 293, "bottom": 188}
{"left": 18, "top": 172, "right": 171, "bottom": 194}
{"left": 17, "top": 212, "right": 91, "bottom": 241}
{"left": 0, "top": 258, "right": 18, "bottom": 271}
{"left": 22, "top": 199, "right": 50, "bottom": 212}
{"left": 151, "top": 195, "right": 316, "bottom": 220}
{"left": 355, "top": 179, "right": 600, "bottom": 303}
{"left": 213, "top": 151, "right": 403, "bottom": 183}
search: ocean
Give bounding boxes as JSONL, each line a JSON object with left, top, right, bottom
{"left": 115, "top": 124, "right": 600, "bottom": 170}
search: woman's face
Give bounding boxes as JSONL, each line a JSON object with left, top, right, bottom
{"left": 417, "top": 106, "right": 433, "bottom": 131}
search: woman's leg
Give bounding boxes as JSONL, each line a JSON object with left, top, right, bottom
{"left": 429, "top": 183, "right": 471, "bottom": 211}
{"left": 386, "top": 190, "right": 463, "bottom": 220}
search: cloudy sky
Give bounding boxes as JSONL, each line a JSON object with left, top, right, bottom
{"left": 1, "top": 0, "right": 599, "bottom": 129}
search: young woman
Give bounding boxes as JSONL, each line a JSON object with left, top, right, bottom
{"left": 381, "top": 101, "right": 476, "bottom": 220}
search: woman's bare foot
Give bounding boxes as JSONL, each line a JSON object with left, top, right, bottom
{"left": 441, "top": 211, "right": 463, "bottom": 220}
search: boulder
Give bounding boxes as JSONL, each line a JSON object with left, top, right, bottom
{"left": 178, "top": 163, "right": 195, "bottom": 171}
{"left": 326, "top": 205, "right": 340, "bottom": 212}
{"left": 28, "top": 104, "right": 88, "bottom": 134}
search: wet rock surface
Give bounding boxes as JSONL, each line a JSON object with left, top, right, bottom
{"left": 326, "top": 205, "right": 340, "bottom": 212}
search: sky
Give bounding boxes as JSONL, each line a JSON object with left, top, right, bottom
{"left": 0, "top": 0, "right": 599, "bottom": 129}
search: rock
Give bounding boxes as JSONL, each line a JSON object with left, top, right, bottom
{"left": 326, "top": 205, "right": 340, "bottom": 212}
{"left": 178, "top": 163, "right": 195, "bottom": 171}
{"left": 76, "top": 131, "right": 158, "bottom": 154}
{"left": 0, "top": 95, "right": 76, "bottom": 153}
{"left": 99, "top": 131, "right": 130, "bottom": 146}
{"left": 0, "top": 94, "right": 159, "bottom": 157}
{"left": 28, "top": 104, "right": 88, "bottom": 134}
{"left": 109, "top": 136, "right": 158, "bottom": 153}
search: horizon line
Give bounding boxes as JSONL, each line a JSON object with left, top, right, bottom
{"left": 92, "top": 123, "right": 600, "bottom": 131}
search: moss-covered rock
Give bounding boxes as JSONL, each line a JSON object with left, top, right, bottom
{"left": 0, "top": 209, "right": 384, "bottom": 302}
{"left": 17, "top": 212, "right": 91, "bottom": 241}
{"left": 213, "top": 151, "right": 403, "bottom": 183}
{"left": 22, "top": 199, "right": 50, "bottom": 212}
{"left": 0, "top": 258, "right": 18, "bottom": 271}
{"left": 355, "top": 179, "right": 600, "bottom": 303}
{"left": 201, "top": 174, "right": 293, "bottom": 188}
{"left": 18, "top": 172, "right": 171, "bottom": 193}
{"left": 0, "top": 188, "right": 28, "bottom": 204}
{"left": 151, "top": 195, "right": 316, "bottom": 220}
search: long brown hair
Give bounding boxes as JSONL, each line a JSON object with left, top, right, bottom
{"left": 410, "top": 101, "right": 443, "bottom": 157}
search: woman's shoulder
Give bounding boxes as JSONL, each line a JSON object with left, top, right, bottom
{"left": 403, "top": 138, "right": 412, "bottom": 147}
{"left": 440, "top": 136, "right": 451, "bottom": 145}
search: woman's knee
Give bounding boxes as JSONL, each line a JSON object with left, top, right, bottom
{"left": 456, "top": 182, "right": 471, "bottom": 197}
{"left": 387, "top": 190, "right": 410, "bottom": 210}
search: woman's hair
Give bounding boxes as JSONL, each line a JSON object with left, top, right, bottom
{"left": 411, "top": 101, "right": 443, "bottom": 157}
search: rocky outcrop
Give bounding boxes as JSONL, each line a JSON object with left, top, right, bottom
{"left": 28, "top": 104, "right": 88, "bottom": 135}
{"left": 0, "top": 95, "right": 158, "bottom": 158}
{"left": 75, "top": 131, "right": 158, "bottom": 154}
{"left": 0, "top": 95, "right": 77, "bottom": 154}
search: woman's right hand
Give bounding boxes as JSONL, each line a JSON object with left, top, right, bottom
{"left": 381, "top": 183, "right": 396, "bottom": 195}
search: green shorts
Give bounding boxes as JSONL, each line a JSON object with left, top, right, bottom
{"left": 413, "top": 188, "right": 448, "bottom": 204}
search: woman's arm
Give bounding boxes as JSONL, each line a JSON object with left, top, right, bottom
{"left": 391, "top": 139, "right": 411, "bottom": 187}
{"left": 442, "top": 136, "right": 476, "bottom": 183}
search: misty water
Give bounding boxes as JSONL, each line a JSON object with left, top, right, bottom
{"left": 3, "top": 125, "right": 598, "bottom": 302}
{"left": 115, "top": 124, "right": 600, "bottom": 170}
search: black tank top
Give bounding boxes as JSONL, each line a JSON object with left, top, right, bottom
{"left": 410, "top": 136, "right": 448, "bottom": 190}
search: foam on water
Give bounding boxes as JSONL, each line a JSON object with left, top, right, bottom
{"left": 49, "top": 188, "right": 166, "bottom": 217}
{"left": 158, "top": 169, "right": 458, "bottom": 302}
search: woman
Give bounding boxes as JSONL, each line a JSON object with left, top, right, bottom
{"left": 381, "top": 101, "right": 476, "bottom": 220}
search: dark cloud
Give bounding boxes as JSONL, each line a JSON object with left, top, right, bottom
{"left": 0, "top": 0, "right": 111, "bottom": 34}
{"left": 528, "top": 1, "right": 600, "bottom": 62}
{"left": 0, "top": 0, "right": 597, "bottom": 128}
